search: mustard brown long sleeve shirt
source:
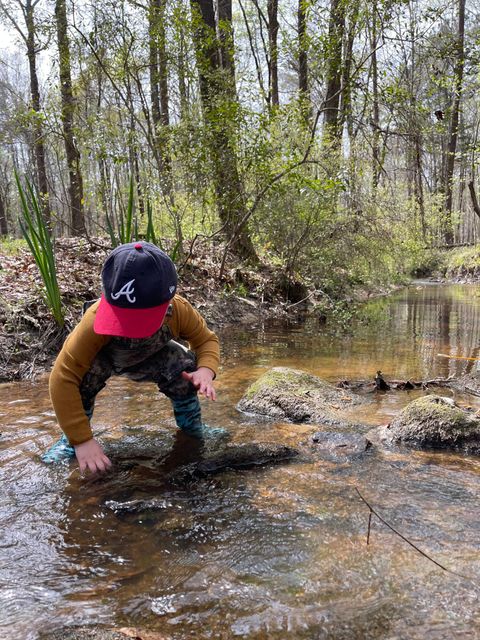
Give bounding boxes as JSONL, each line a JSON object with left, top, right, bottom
{"left": 49, "top": 295, "right": 220, "bottom": 445}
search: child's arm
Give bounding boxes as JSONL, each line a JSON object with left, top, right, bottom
{"left": 49, "top": 303, "right": 110, "bottom": 447}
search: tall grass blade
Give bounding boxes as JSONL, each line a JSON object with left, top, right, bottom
{"left": 145, "top": 200, "right": 157, "bottom": 245}
{"left": 106, "top": 213, "right": 118, "bottom": 247}
{"left": 15, "top": 172, "right": 64, "bottom": 328}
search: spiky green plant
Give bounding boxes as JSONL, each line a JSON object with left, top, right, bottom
{"left": 145, "top": 200, "right": 157, "bottom": 245}
{"left": 15, "top": 172, "right": 64, "bottom": 328}
{"left": 106, "top": 175, "right": 136, "bottom": 247}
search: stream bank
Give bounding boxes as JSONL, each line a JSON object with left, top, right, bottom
{"left": 0, "top": 237, "right": 398, "bottom": 382}
{"left": 0, "top": 238, "right": 300, "bottom": 381}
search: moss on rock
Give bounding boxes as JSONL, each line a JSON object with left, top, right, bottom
{"left": 371, "top": 395, "right": 480, "bottom": 453}
{"left": 238, "top": 367, "right": 364, "bottom": 426}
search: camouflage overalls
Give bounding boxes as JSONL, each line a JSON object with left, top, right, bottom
{"left": 79, "top": 306, "right": 203, "bottom": 434}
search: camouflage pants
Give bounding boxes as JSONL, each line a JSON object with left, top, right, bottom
{"left": 79, "top": 325, "right": 198, "bottom": 417}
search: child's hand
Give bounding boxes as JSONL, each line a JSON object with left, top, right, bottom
{"left": 74, "top": 438, "right": 112, "bottom": 475}
{"left": 182, "top": 367, "right": 217, "bottom": 401}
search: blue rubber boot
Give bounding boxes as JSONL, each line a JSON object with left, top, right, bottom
{"left": 171, "top": 395, "right": 228, "bottom": 439}
{"left": 41, "top": 433, "right": 76, "bottom": 464}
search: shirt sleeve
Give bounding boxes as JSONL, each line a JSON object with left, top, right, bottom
{"left": 167, "top": 295, "right": 220, "bottom": 375}
{"left": 49, "top": 302, "right": 111, "bottom": 445}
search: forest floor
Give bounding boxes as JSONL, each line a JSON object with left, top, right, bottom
{"left": 0, "top": 237, "right": 338, "bottom": 382}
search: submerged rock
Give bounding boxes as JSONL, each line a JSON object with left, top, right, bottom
{"left": 237, "top": 367, "right": 364, "bottom": 425}
{"left": 169, "top": 442, "right": 299, "bottom": 484}
{"left": 367, "top": 395, "right": 480, "bottom": 454}
{"left": 311, "top": 431, "right": 372, "bottom": 459}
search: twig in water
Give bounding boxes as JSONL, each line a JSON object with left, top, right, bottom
{"left": 355, "top": 487, "right": 476, "bottom": 583}
{"left": 367, "top": 509, "right": 372, "bottom": 545}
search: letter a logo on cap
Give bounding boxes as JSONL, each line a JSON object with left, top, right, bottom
{"left": 111, "top": 279, "right": 136, "bottom": 303}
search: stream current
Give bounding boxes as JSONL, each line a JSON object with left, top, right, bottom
{"left": 0, "top": 283, "right": 479, "bottom": 639}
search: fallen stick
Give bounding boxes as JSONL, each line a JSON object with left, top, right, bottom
{"left": 355, "top": 487, "right": 476, "bottom": 584}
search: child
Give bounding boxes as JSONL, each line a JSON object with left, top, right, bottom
{"left": 43, "top": 241, "right": 220, "bottom": 474}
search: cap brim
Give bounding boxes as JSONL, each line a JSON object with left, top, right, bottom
{"left": 93, "top": 294, "right": 170, "bottom": 338}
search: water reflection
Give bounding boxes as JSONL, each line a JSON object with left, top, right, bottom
{"left": 0, "top": 283, "right": 479, "bottom": 639}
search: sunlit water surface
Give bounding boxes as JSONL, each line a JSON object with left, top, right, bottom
{"left": 1, "top": 283, "right": 479, "bottom": 639}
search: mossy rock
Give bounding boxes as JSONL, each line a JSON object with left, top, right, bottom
{"left": 237, "top": 367, "right": 364, "bottom": 425}
{"left": 368, "top": 395, "right": 480, "bottom": 454}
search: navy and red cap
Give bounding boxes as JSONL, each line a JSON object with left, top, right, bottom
{"left": 94, "top": 241, "right": 178, "bottom": 338}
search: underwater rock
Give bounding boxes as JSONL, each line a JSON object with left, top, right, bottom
{"left": 311, "top": 431, "right": 372, "bottom": 459}
{"left": 367, "top": 395, "right": 480, "bottom": 454}
{"left": 169, "top": 442, "right": 299, "bottom": 484}
{"left": 237, "top": 367, "right": 364, "bottom": 425}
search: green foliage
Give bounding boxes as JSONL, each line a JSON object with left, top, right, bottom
{"left": 446, "top": 245, "right": 480, "bottom": 269}
{"left": 0, "top": 237, "right": 26, "bottom": 255}
{"left": 15, "top": 172, "right": 64, "bottom": 328}
{"left": 106, "top": 176, "right": 159, "bottom": 249}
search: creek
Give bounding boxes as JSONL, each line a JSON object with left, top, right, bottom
{"left": 0, "top": 283, "right": 479, "bottom": 639}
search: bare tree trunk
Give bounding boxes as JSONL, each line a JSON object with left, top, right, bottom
{"left": 468, "top": 181, "right": 480, "bottom": 220}
{"left": 0, "top": 188, "right": 8, "bottom": 235}
{"left": 177, "top": 25, "right": 188, "bottom": 119}
{"left": 148, "top": 0, "right": 173, "bottom": 193}
{"left": 298, "top": 0, "right": 310, "bottom": 123}
{"left": 414, "top": 133, "right": 427, "bottom": 239}
{"left": 443, "top": 0, "right": 466, "bottom": 245}
{"left": 370, "top": 0, "right": 380, "bottom": 194}
{"left": 323, "top": 0, "right": 345, "bottom": 146}
{"left": 339, "top": 0, "right": 359, "bottom": 139}
{"left": 25, "top": 0, "right": 50, "bottom": 225}
{"left": 190, "top": 0, "right": 258, "bottom": 262}
{"left": 55, "top": 0, "right": 86, "bottom": 236}
{"left": 267, "top": 0, "right": 279, "bottom": 107}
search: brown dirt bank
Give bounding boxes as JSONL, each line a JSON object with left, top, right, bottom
{"left": 0, "top": 237, "right": 319, "bottom": 382}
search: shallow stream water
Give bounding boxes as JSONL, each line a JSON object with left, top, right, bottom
{"left": 1, "top": 283, "right": 479, "bottom": 639}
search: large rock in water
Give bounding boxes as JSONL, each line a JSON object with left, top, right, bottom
{"left": 168, "top": 442, "right": 299, "bottom": 485}
{"left": 237, "top": 367, "right": 364, "bottom": 425}
{"left": 368, "top": 395, "right": 480, "bottom": 454}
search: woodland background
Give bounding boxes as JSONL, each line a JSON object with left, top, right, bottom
{"left": 0, "top": 0, "right": 478, "bottom": 296}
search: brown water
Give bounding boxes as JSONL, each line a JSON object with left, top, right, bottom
{"left": 1, "top": 283, "right": 479, "bottom": 640}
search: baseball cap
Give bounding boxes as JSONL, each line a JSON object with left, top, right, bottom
{"left": 93, "top": 241, "right": 178, "bottom": 338}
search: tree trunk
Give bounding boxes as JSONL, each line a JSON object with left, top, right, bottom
{"left": 148, "top": 0, "right": 172, "bottom": 193}
{"left": 468, "top": 180, "right": 480, "bottom": 220}
{"left": 443, "top": 0, "right": 466, "bottom": 245}
{"left": 0, "top": 188, "right": 8, "bottom": 236}
{"left": 339, "top": 0, "right": 359, "bottom": 139}
{"left": 218, "top": 0, "right": 235, "bottom": 79}
{"left": 25, "top": 0, "right": 50, "bottom": 225}
{"left": 176, "top": 9, "right": 189, "bottom": 119}
{"left": 323, "top": 0, "right": 345, "bottom": 146}
{"left": 298, "top": 0, "right": 310, "bottom": 123}
{"left": 190, "top": 0, "right": 257, "bottom": 262}
{"left": 267, "top": 0, "right": 279, "bottom": 107}
{"left": 370, "top": 0, "right": 380, "bottom": 194}
{"left": 55, "top": 0, "right": 86, "bottom": 236}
